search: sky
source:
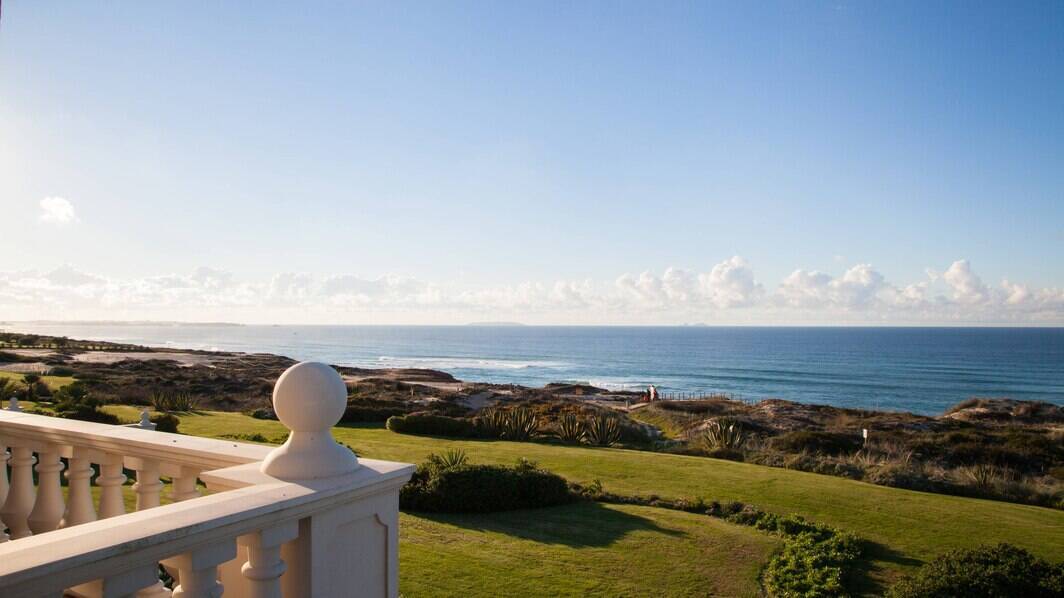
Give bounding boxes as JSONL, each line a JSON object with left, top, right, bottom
{"left": 1, "top": 2, "right": 1062, "bottom": 325}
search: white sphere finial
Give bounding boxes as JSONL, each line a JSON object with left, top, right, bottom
{"left": 261, "top": 362, "right": 359, "bottom": 480}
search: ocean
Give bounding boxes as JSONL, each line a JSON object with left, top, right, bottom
{"left": 7, "top": 323, "right": 1063, "bottom": 415}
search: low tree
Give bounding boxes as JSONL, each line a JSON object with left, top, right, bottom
{"left": 21, "top": 373, "right": 41, "bottom": 401}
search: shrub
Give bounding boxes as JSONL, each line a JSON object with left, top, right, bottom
{"left": 21, "top": 374, "right": 42, "bottom": 401}
{"left": 52, "top": 382, "right": 119, "bottom": 425}
{"left": 474, "top": 408, "right": 507, "bottom": 438}
{"left": 474, "top": 408, "right": 539, "bottom": 441}
{"left": 887, "top": 543, "right": 1064, "bottom": 598}
{"left": 556, "top": 413, "right": 585, "bottom": 443}
{"left": 771, "top": 431, "right": 862, "bottom": 455}
{"left": 584, "top": 414, "right": 622, "bottom": 446}
{"left": 435, "top": 449, "right": 469, "bottom": 469}
{"left": 386, "top": 413, "right": 477, "bottom": 438}
{"left": 342, "top": 405, "right": 407, "bottom": 423}
{"left": 48, "top": 366, "right": 75, "bottom": 376}
{"left": 501, "top": 408, "right": 538, "bottom": 441}
{"left": 698, "top": 418, "right": 746, "bottom": 452}
{"left": 0, "top": 351, "right": 24, "bottom": 363}
{"left": 400, "top": 455, "right": 575, "bottom": 513}
{"left": 764, "top": 530, "right": 863, "bottom": 598}
{"left": 248, "top": 407, "right": 276, "bottom": 420}
{"left": 150, "top": 413, "right": 180, "bottom": 433}
{"left": 150, "top": 391, "right": 199, "bottom": 413}
{"left": 960, "top": 463, "right": 1002, "bottom": 491}
{"left": 866, "top": 462, "right": 937, "bottom": 492}
{"left": 0, "top": 378, "right": 17, "bottom": 403}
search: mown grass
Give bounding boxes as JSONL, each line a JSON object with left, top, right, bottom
{"left": 401, "top": 503, "right": 775, "bottom": 597}
{"left": 100, "top": 406, "right": 1064, "bottom": 593}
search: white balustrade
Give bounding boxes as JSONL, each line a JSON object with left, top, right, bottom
{"left": 0, "top": 361, "right": 414, "bottom": 598}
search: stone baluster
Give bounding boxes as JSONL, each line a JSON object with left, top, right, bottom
{"left": 97, "top": 454, "right": 127, "bottom": 519}
{"left": 62, "top": 448, "right": 97, "bottom": 528}
{"left": 0, "top": 445, "right": 8, "bottom": 542}
{"left": 28, "top": 448, "right": 66, "bottom": 534}
{"left": 7, "top": 396, "right": 21, "bottom": 411}
{"left": 165, "top": 540, "right": 236, "bottom": 598}
{"left": 132, "top": 460, "right": 163, "bottom": 511}
{"left": 239, "top": 521, "right": 299, "bottom": 598}
{"left": 0, "top": 446, "right": 37, "bottom": 539}
{"left": 171, "top": 469, "right": 201, "bottom": 502}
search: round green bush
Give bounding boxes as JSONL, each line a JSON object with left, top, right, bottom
{"left": 887, "top": 543, "right": 1064, "bottom": 598}
{"left": 150, "top": 413, "right": 180, "bottom": 433}
{"left": 386, "top": 413, "right": 476, "bottom": 438}
{"left": 401, "top": 457, "right": 575, "bottom": 513}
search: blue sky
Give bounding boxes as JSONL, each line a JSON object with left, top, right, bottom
{"left": 1, "top": 2, "right": 1062, "bottom": 324}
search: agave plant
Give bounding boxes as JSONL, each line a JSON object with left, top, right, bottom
{"left": 150, "top": 391, "right": 199, "bottom": 412}
{"left": 169, "top": 392, "right": 199, "bottom": 412}
{"left": 476, "top": 408, "right": 508, "bottom": 438}
{"left": 556, "top": 413, "right": 585, "bottom": 444}
{"left": 699, "top": 418, "right": 746, "bottom": 451}
{"left": 960, "top": 463, "right": 1001, "bottom": 490}
{"left": 502, "top": 408, "right": 538, "bottom": 441}
{"left": 584, "top": 414, "right": 622, "bottom": 447}
{"left": 433, "top": 449, "right": 469, "bottom": 469}
{"left": 150, "top": 391, "right": 170, "bottom": 412}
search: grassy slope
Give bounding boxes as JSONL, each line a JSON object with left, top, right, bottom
{"left": 628, "top": 405, "right": 693, "bottom": 438}
{"left": 106, "top": 407, "right": 1064, "bottom": 591}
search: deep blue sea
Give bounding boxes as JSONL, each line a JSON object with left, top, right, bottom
{"left": 7, "top": 324, "right": 1063, "bottom": 415}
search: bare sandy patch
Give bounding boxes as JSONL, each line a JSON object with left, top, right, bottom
{"left": 71, "top": 351, "right": 218, "bottom": 367}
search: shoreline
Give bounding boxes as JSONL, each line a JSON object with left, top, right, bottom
{"left": 3, "top": 325, "right": 1063, "bottom": 416}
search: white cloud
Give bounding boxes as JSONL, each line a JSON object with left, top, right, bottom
{"left": 39, "top": 197, "right": 78, "bottom": 225}
{"left": 0, "top": 258, "right": 1060, "bottom": 324}
{"left": 699, "top": 256, "right": 763, "bottom": 308}
{"left": 942, "top": 260, "right": 990, "bottom": 304}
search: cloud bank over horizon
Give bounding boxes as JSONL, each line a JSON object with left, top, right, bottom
{"left": 1, "top": 258, "right": 1060, "bottom": 326}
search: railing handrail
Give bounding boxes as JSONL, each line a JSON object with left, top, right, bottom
{"left": 0, "top": 410, "right": 272, "bottom": 470}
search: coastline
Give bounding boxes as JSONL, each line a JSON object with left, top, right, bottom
{"left": 3, "top": 322, "right": 1062, "bottom": 415}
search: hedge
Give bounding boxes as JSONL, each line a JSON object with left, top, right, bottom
{"left": 386, "top": 413, "right": 477, "bottom": 437}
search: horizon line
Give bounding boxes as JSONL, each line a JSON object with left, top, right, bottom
{"left": 3, "top": 320, "right": 1062, "bottom": 330}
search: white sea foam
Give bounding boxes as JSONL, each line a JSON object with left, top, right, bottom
{"left": 375, "top": 355, "right": 569, "bottom": 370}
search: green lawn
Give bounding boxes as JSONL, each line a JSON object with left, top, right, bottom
{"left": 103, "top": 406, "right": 1064, "bottom": 594}
{"left": 0, "top": 371, "right": 76, "bottom": 392}
{"left": 401, "top": 503, "right": 776, "bottom": 597}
